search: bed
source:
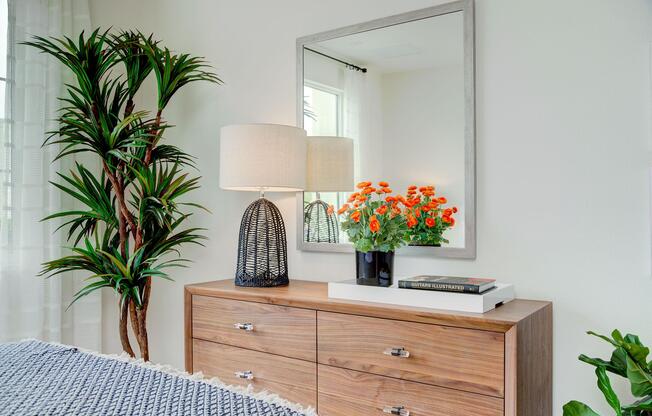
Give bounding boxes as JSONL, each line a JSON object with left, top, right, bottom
{"left": 0, "top": 340, "right": 315, "bottom": 416}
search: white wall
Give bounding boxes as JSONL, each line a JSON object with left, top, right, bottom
{"left": 90, "top": 1, "right": 652, "bottom": 414}
{"left": 381, "top": 66, "right": 466, "bottom": 246}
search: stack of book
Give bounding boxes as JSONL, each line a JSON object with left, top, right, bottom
{"left": 398, "top": 275, "right": 496, "bottom": 294}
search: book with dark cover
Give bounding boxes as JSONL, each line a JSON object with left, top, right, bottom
{"left": 398, "top": 275, "right": 496, "bottom": 294}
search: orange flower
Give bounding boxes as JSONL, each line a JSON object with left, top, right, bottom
{"left": 406, "top": 196, "right": 421, "bottom": 207}
{"left": 361, "top": 187, "right": 373, "bottom": 195}
{"left": 407, "top": 189, "right": 417, "bottom": 196}
{"left": 327, "top": 204, "right": 334, "bottom": 215}
{"left": 422, "top": 205, "right": 431, "bottom": 212}
{"left": 337, "top": 204, "right": 349, "bottom": 215}
{"left": 356, "top": 181, "right": 372, "bottom": 189}
{"left": 347, "top": 192, "right": 359, "bottom": 203}
{"left": 406, "top": 214, "right": 418, "bottom": 228}
{"left": 375, "top": 188, "right": 385, "bottom": 194}
{"left": 376, "top": 205, "right": 388, "bottom": 215}
{"left": 425, "top": 217, "right": 436, "bottom": 228}
{"left": 452, "top": 207, "right": 458, "bottom": 213}
{"left": 357, "top": 195, "right": 368, "bottom": 202}
{"left": 385, "top": 196, "right": 395, "bottom": 203}
{"left": 350, "top": 210, "right": 361, "bottom": 222}
{"left": 429, "top": 201, "right": 439, "bottom": 209}
{"left": 369, "top": 215, "right": 380, "bottom": 233}
{"left": 422, "top": 190, "right": 435, "bottom": 197}
{"left": 378, "top": 181, "right": 389, "bottom": 187}
{"left": 414, "top": 207, "right": 421, "bottom": 217}
{"left": 408, "top": 185, "right": 417, "bottom": 191}
{"left": 419, "top": 186, "right": 428, "bottom": 193}
{"left": 443, "top": 208, "right": 453, "bottom": 216}
{"left": 382, "top": 187, "right": 392, "bottom": 194}
{"left": 396, "top": 195, "right": 407, "bottom": 205}
{"left": 391, "top": 206, "right": 401, "bottom": 217}
{"left": 427, "top": 185, "right": 435, "bottom": 191}
{"left": 437, "top": 197, "right": 447, "bottom": 204}
{"left": 442, "top": 216, "right": 456, "bottom": 226}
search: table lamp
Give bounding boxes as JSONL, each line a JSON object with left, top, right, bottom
{"left": 219, "top": 124, "right": 307, "bottom": 287}
{"left": 304, "top": 136, "right": 354, "bottom": 243}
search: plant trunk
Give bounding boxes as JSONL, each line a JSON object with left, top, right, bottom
{"left": 143, "top": 110, "right": 162, "bottom": 166}
{"left": 128, "top": 300, "right": 141, "bottom": 340}
{"left": 119, "top": 298, "right": 135, "bottom": 357}
{"left": 136, "top": 277, "right": 152, "bottom": 361}
{"left": 128, "top": 282, "right": 151, "bottom": 361}
{"left": 136, "top": 308, "right": 149, "bottom": 361}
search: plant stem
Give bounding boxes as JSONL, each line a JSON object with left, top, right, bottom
{"left": 143, "top": 109, "right": 162, "bottom": 166}
{"left": 136, "top": 306, "right": 149, "bottom": 361}
{"left": 119, "top": 298, "right": 135, "bottom": 357}
{"left": 129, "top": 106, "right": 161, "bottom": 360}
{"left": 128, "top": 299, "right": 141, "bottom": 340}
{"left": 124, "top": 98, "right": 134, "bottom": 118}
{"left": 102, "top": 160, "right": 137, "bottom": 239}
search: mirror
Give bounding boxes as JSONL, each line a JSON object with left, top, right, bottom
{"left": 296, "top": 0, "right": 475, "bottom": 258}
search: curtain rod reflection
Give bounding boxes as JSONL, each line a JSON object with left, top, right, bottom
{"left": 305, "top": 47, "right": 368, "bottom": 73}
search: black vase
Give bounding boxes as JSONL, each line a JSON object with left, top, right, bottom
{"left": 356, "top": 250, "right": 395, "bottom": 287}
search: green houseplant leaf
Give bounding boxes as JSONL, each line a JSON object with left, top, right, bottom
{"left": 563, "top": 401, "right": 601, "bottom": 416}
{"left": 596, "top": 366, "right": 622, "bottom": 415}
{"left": 565, "top": 330, "right": 652, "bottom": 415}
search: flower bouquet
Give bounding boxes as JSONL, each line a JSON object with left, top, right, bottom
{"left": 338, "top": 181, "right": 409, "bottom": 286}
{"left": 402, "top": 185, "right": 457, "bottom": 246}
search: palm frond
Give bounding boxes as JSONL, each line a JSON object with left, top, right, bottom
{"left": 142, "top": 38, "right": 222, "bottom": 110}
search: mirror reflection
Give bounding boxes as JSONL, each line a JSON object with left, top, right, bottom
{"left": 301, "top": 10, "right": 468, "bottom": 250}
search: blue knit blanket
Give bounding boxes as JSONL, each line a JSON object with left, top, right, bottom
{"left": 0, "top": 340, "right": 314, "bottom": 416}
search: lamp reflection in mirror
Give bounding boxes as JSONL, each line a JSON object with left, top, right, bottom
{"left": 304, "top": 136, "right": 354, "bottom": 243}
{"left": 219, "top": 124, "right": 307, "bottom": 287}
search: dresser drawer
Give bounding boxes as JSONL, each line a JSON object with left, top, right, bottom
{"left": 192, "top": 339, "right": 317, "bottom": 408}
{"left": 318, "top": 311, "right": 505, "bottom": 397}
{"left": 192, "top": 296, "right": 316, "bottom": 361}
{"left": 318, "top": 365, "right": 503, "bottom": 416}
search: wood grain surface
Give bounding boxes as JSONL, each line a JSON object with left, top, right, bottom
{"left": 192, "top": 295, "right": 316, "bottom": 361}
{"left": 318, "top": 365, "right": 503, "bottom": 416}
{"left": 192, "top": 339, "right": 317, "bottom": 408}
{"left": 318, "top": 311, "right": 505, "bottom": 397}
{"left": 186, "top": 279, "right": 550, "bottom": 332}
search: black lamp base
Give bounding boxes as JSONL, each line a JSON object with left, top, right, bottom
{"left": 304, "top": 199, "right": 339, "bottom": 243}
{"left": 235, "top": 197, "right": 289, "bottom": 287}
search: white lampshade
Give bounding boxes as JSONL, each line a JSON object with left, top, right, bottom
{"left": 219, "top": 124, "right": 307, "bottom": 192}
{"left": 306, "top": 136, "right": 354, "bottom": 192}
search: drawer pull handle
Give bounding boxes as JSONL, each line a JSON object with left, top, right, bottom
{"left": 234, "top": 370, "right": 254, "bottom": 380}
{"left": 383, "top": 347, "right": 410, "bottom": 358}
{"left": 383, "top": 406, "right": 409, "bottom": 416}
{"left": 233, "top": 322, "right": 254, "bottom": 331}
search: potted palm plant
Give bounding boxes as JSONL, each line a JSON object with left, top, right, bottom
{"left": 26, "top": 29, "right": 220, "bottom": 360}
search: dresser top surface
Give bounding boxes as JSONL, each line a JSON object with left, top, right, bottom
{"left": 186, "top": 279, "right": 551, "bottom": 332}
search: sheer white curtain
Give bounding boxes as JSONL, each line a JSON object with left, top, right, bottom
{"left": 342, "top": 67, "right": 382, "bottom": 182}
{"left": 0, "top": 0, "right": 100, "bottom": 349}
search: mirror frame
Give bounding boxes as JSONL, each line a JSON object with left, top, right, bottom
{"left": 295, "top": 0, "right": 476, "bottom": 259}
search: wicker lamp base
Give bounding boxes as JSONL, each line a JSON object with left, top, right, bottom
{"left": 304, "top": 199, "right": 339, "bottom": 243}
{"left": 235, "top": 197, "right": 289, "bottom": 287}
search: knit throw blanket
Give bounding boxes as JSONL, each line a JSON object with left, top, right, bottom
{"left": 0, "top": 340, "right": 315, "bottom": 416}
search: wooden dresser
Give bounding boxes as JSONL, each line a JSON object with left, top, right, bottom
{"left": 185, "top": 279, "right": 552, "bottom": 416}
